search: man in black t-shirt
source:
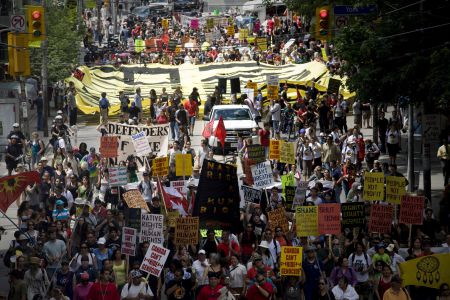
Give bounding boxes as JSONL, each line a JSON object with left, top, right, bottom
{"left": 165, "top": 269, "right": 194, "bottom": 300}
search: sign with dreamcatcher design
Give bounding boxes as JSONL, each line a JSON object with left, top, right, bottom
{"left": 399, "top": 253, "right": 450, "bottom": 289}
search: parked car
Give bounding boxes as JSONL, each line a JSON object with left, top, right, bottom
{"left": 174, "top": 0, "right": 197, "bottom": 11}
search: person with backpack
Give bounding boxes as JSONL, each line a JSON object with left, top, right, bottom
{"left": 121, "top": 270, "right": 154, "bottom": 299}
{"left": 348, "top": 242, "right": 373, "bottom": 300}
{"left": 99, "top": 92, "right": 110, "bottom": 124}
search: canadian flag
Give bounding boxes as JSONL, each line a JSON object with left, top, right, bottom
{"left": 157, "top": 178, "right": 188, "bottom": 216}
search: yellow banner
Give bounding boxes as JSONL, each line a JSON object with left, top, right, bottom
{"left": 175, "top": 153, "right": 192, "bottom": 177}
{"left": 269, "top": 139, "right": 280, "bottom": 160}
{"left": 386, "top": 176, "right": 406, "bottom": 204}
{"left": 280, "top": 141, "right": 295, "bottom": 165}
{"left": 399, "top": 253, "right": 450, "bottom": 289}
{"left": 296, "top": 206, "right": 318, "bottom": 236}
{"left": 280, "top": 246, "right": 303, "bottom": 276}
{"left": 363, "top": 172, "right": 385, "bottom": 201}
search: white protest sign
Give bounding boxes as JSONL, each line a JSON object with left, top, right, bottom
{"left": 170, "top": 180, "right": 187, "bottom": 198}
{"left": 266, "top": 74, "right": 279, "bottom": 86}
{"left": 121, "top": 227, "right": 137, "bottom": 256}
{"left": 109, "top": 167, "right": 128, "bottom": 186}
{"left": 140, "top": 213, "right": 164, "bottom": 244}
{"left": 251, "top": 161, "right": 274, "bottom": 188}
{"left": 132, "top": 131, "right": 153, "bottom": 156}
{"left": 140, "top": 243, "right": 170, "bottom": 277}
{"left": 293, "top": 181, "right": 308, "bottom": 208}
{"left": 241, "top": 185, "right": 262, "bottom": 204}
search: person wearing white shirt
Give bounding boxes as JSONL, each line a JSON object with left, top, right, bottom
{"left": 121, "top": 270, "right": 153, "bottom": 300}
{"left": 192, "top": 250, "right": 209, "bottom": 288}
{"left": 228, "top": 255, "right": 247, "bottom": 293}
{"left": 386, "top": 244, "right": 405, "bottom": 274}
{"left": 262, "top": 229, "right": 281, "bottom": 266}
{"left": 332, "top": 277, "right": 359, "bottom": 300}
{"left": 270, "top": 100, "right": 281, "bottom": 137}
{"left": 342, "top": 142, "right": 358, "bottom": 165}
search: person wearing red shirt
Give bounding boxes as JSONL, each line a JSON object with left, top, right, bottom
{"left": 184, "top": 97, "right": 198, "bottom": 136}
{"left": 196, "top": 273, "right": 223, "bottom": 300}
{"left": 216, "top": 230, "right": 240, "bottom": 258}
{"left": 258, "top": 123, "right": 270, "bottom": 158}
{"left": 246, "top": 273, "right": 273, "bottom": 300}
{"left": 87, "top": 269, "right": 119, "bottom": 300}
{"left": 247, "top": 255, "right": 274, "bottom": 281}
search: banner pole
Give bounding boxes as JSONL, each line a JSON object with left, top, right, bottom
{"left": 158, "top": 175, "right": 169, "bottom": 215}
{"left": 408, "top": 224, "right": 413, "bottom": 247}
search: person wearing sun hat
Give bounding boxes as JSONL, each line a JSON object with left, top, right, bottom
{"left": 24, "top": 256, "right": 50, "bottom": 300}
{"left": 121, "top": 270, "right": 154, "bottom": 299}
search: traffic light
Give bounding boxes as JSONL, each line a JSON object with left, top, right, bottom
{"left": 316, "top": 6, "right": 331, "bottom": 41}
{"left": 26, "top": 5, "right": 45, "bottom": 42}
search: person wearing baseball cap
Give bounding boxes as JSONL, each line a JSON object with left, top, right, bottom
{"left": 121, "top": 270, "right": 154, "bottom": 299}
{"left": 193, "top": 250, "right": 209, "bottom": 291}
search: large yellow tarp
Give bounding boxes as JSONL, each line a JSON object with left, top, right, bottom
{"left": 66, "top": 61, "right": 354, "bottom": 116}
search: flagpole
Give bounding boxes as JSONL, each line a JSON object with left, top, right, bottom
{"left": 157, "top": 176, "right": 169, "bottom": 215}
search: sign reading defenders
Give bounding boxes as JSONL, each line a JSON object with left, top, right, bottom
{"left": 363, "top": 172, "right": 384, "bottom": 201}
{"left": 175, "top": 217, "right": 199, "bottom": 245}
{"left": 280, "top": 246, "right": 303, "bottom": 276}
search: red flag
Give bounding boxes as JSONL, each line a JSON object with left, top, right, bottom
{"left": 0, "top": 171, "right": 41, "bottom": 212}
{"left": 157, "top": 178, "right": 188, "bottom": 216}
{"left": 213, "top": 116, "right": 227, "bottom": 148}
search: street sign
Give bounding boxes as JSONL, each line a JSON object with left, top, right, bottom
{"left": 335, "top": 16, "right": 349, "bottom": 29}
{"left": 10, "top": 15, "right": 25, "bottom": 32}
{"left": 334, "top": 5, "right": 377, "bottom": 15}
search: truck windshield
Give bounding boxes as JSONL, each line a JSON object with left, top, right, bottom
{"left": 213, "top": 109, "right": 251, "bottom": 120}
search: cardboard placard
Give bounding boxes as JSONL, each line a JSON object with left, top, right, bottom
{"left": 399, "top": 195, "right": 425, "bottom": 225}
{"left": 318, "top": 204, "right": 341, "bottom": 235}
{"left": 341, "top": 203, "right": 365, "bottom": 228}
{"left": 386, "top": 176, "right": 406, "bottom": 204}
{"left": 246, "top": 81, "right": 258, "bottom": 95}
{"left": 140, "top": 213, "right": 164, "bottom": 244}
{"left": 269, "top": 139, "right": 280, "bottom": 160}
{"left": 152, "top": 156, "right": 169, "bottom": 177}
{"left": 280, "top": 141, "right": 295, "bottom": 165}
{"left": 108, "top": 166, "right": 128, "bottom": 186}
{"left": 140, "top": 243, "right": 170, "bottom": 277}
{"left": 121, "top": 227, "right": 137, "bottom": 256}
{"left": 241, "top": 185, "right": 262, "bottom": 205}
{"left": 239, "top": 28, "right": 249, "bottom": 40}
{"left": 268, "top": 207, "right": 289, "bottom": 233}
{"left": 368, "top": 204, "right": 393, "bottom": 234}
{"left": 251, "top": 161, "right": 274, "bottom": 188}
{"left": 363, "top": 172, "right": 385, "bottom": 201}
{"left": 296, "top": 206, "right": 319, "bottom": 237}
{"left": 267, "top": 75, "right": 279, "bottom": 86}
{"left": 175, "top": 217, "right": 199, "bottom": 245}
{"left": 256, "top": 37, "right": 267, "bottom": 51}
{"left": 280, "top": 246, "right": 303, "bottom": 276}
{"left": 175, "top": 153, "right": 193, "bottom": 177}
{"left": 123, "top": 190, "right": 149, "bottom": 210}
{"left": 132, "top": 131, "right": 153, "bottom": 157}
{"left": 100, "top": 136, "right": 118, "bottom": 158}
{"left": 247, "top": 144, "right": 266, "bottom": 164}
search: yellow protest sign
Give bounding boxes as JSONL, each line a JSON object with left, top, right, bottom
{"left": 269, "top": 139, "right": 280, "bottom": 160}
{"left": 239, "top": 28, "right": 249, "bottom": 40}
{"left": 206, "top": 18, "right": 214, "bottom": 29}
{"left": 175, "top": 153, "right": 193, "bottom": 177}
{"left": 280, "top": 246, "right": 303, "bottom": 276}
{"left": 134, "top": 39, "right": 145, "bottom": 53}
{"left": 152, "top": 157, "right": 169, "bottom": 177}
{"left": 363, "top": 172, "right": 385, "bottom": 201}
{"left": 162, "top": 19, "right": 169, "bottom": 29}
{"left": 175, "top": 217, "right": 199, "bottom": 245}
{"left": 246, "top": 81, "right": 258, "bottom": 95}
{"left": 257, "top": 37, "right": 267, "bottom": 51}
{"left": 280, "top": 141, "right": 295, "bottom": 165}
{"left": 386, "top": 176, "right": 406, "bottom": 204}
{"left": 167, "top": 211, "right": 180, "bottom": 228}
{"left": 267, "top": 85, "right": 279, "bottom": 100}
{"left": 400, "top": 253, "right": 450, "bottom": 289}
{"left": 227, "top": 25, "right": 235, "bottom": 36}
{"left": 296, "top": 206, "right": 318, "bottom": 237}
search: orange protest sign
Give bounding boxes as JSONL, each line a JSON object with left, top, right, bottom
{"left": 152, "top": 157, "right": 169, "bottom": 177}
{"left": 269, "top": 139, "right": 280, "bottom": 160}
{"left": 368, "top": 204, "right": 393, "bottom": 234}
{"left": 123, "top": 190, "right": 149, "bottom": 210}
{"left": 175, "top": 217, "right": 199, "bottom": 245}
{"left": 268, "top": 207, "right": 289, "bottom": 233}
{"left": 318, "top": 204, "right": 341, "bottom": 235}
{"left": 99, "top": 136, "right": 118, "bottom": 158}
{"left": 399, "top": 195, "right": 424, "bottom": 225}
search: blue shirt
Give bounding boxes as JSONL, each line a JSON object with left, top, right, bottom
{"left": 52, "top": 208, "right": 69, "bottom": 221}
{"left": 93, "top": 248, "right": 112, "bottom": 271}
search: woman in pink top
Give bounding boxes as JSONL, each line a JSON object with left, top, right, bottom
{"left": 73, "top": 272, "right": 93, "bottom": 300}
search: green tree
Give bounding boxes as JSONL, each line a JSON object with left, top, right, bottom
{"left": 31, "top": 5, "right": 83, "bottom": 83}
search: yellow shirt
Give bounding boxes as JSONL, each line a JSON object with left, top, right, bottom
{"left": 383, "top": 288, "right": 410, "bottom": 300}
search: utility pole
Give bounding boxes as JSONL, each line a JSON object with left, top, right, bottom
{"left": 42, "top": 0, "right": 49, "bottom": 137}
{"left": 372, "top": 103, "right": 378, "bottom": 145}
{"left": 407, "top": 102, "right": 414, "bottom": 192}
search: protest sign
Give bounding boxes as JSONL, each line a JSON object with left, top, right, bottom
{"left": 280, "top": 246, "right": 303, "bottom": 276}
{"left": 140, "top": 213, "right": 164, "bottom": 244}
{"left": 239, "top": 28, "right": 249, "bottom": 40}
{"left": 267, "top": 75, "right": 279, "bottom": 86}
{"left": 399, "top": 195, "right": 424, "bottom": 225}
{"left": 194, "top": 160, "right": 241, "bottom": 230}
{"left": 269, "top": 139, "right": 280, "bottom": 160}
{"left": 121, "top": 227, "right": 137, "bottom": 256}
{"left": 175, "top": 217, "right": 199, "bottom": 245}
{"left": 132, "top": 131, "right": 153, "bottom": 157}
{"left": 190, "top": 18, "right": 199, "bottom": 29}
{"left": 167, "top": 211, "right": 180, "bottom": 228}
{"left": 106, "top": 122, "right": 169, "bottom": 168}
{"left": 386, "top": 176, "right": 406, "bottom": 204}
{"left": 206, "top": 18, "right": 214, "bottom": 29}
{"left": 175, "top": 153, "right": 193, "bottom": 177}
{"left": 108, "top": 167, "right": 128, "bottom": 186}
{"left": 284, "top": 186, "right": 296, "bottom": 210}
{"left": 268, "top": 207, "right": 289, "bottom": 233}
{"left": 293, "top": 181, "right": 308, "bottom": 208}
{"left": 363, "top": 172, "right": 385, "bottom": 201}
{"left": 99, "top": 136, "right": 118, "bottom": 158}
{"left": 243, "top": 88, "right": 254, "bottom": 102}
{"left": 267, "top": 85, "right": 279, "bottom": 100}
{"left": 399, "top": 253, "right": 450, "bottom": 289}
{"left": 282, "top": 173, "right": 296, "bottom": 191}
{"left": 170, "top": 180, "right": 187, "bottom": 198}
{"left": 123, "top": 190, "right": 149, "bottom": 210}
{"left": 369, "top": 204, "right": 393, "bottom": 234}
{"left": 280, "top": 141, "right": 295, "bottom": 164}
{"left": 227, "top": 25, "right": 235, "bottom": 36}
{"left": 152, "top": 156, "right": 169, "bottom": 177}
{"left": 296, "top": 206, "right": 319, "bottom": 236}
{"left": 246, "top": 81, "right": 258, "bottom": 95}
{"left": 242, "top": 185, "right": 262, "bottom": 204}
{"left": 140, "top": 243, "right": 170, "bottom": 277}
{"left": 256, "top": 37, "right": 267, "bottom": 51}
{"left": 318, "top": 204, "right": 341, "bottom": 235}
{"left": 247, "top": 144, "right": 265, "bottom": 164}
{"left": 251, "top": 161, "right": 274, "bottom": 188}
{"left": 341, "top": 203, "right": 365, "bottom": 228}
{"left": 162, "top": 19, "right": 169, "bottom": 29}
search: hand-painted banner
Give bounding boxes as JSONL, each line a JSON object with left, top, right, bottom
{"left": 399, "top": 253, "right": 450, "bottom": 289}
{"left": 386, "top": 176, "right": 406, "bottom": 204}
{"left": 108, "top": 167, "right": 128, "bottom": 186}
{"left": 152, "top": 157, "right": 169, "bottom": 176}
{"left": 368, "top": 204, "right": 393, "bottom": 234}
{"left": 121, "top": 227, "right": 137, "bottom": 256}
{"left": 247, "top": 144, "right": 266, "bottom": 164}
{"left": 399, "top": 195, "right": 424, "bottom": 225}
{"left": 123, "top": 190, "right": 149, "bottom": 210}
{"left": 280, "top": 246, "right": 303, "bottom": 276}
{"left": 341, "top": 203, "right": 365, "bottom": 228}
{"left": 280, "top": 141, "right": 295, "bottom": 165}
{"left": 296, "top": 206, "right": 319, "bottom": 237}
{"left": 318, "top": 204, "right": 341, "bottom": 235}
{"left": 241, "top": 185, "right": 262, "bottom": 204}
{"left": 363, "top": 172, "right": 385, "bottom": 201}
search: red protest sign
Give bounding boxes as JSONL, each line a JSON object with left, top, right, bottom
{"left": 368, "top": 204, "right": 394, "bottom": 234}
{"left": 399, "top": 195, "right": 424, "bottom": 225}
{"left": 99, "top": 136, "right": 118, "bottom": 158}
{"left": 318, "top": 204, "right": 341, "bottom": 235}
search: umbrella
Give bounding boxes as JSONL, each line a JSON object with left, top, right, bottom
{"left": 201, "top": 42, "right": 210, "bottom": 51}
